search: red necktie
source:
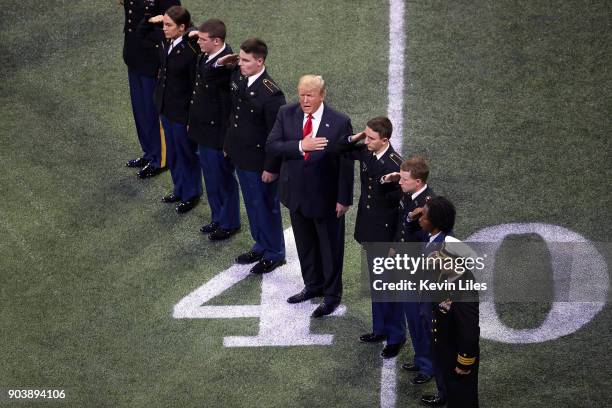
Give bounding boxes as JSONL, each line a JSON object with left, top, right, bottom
{"left": 302, "top": 114, "right": 313, "bottom": 160}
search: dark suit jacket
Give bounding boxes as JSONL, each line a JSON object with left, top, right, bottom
{"left": 137, "top": 20, "right": 199, "bottom": 124}
{"left": 224, "top": 68, "right": 286, "bottom": 172}
{"left": 187, "top": 45, "right": 233, "bottom": 148}
{"left": 266, "top": 103, "right": 354, "bottom": 219}
{"left": 122, "top": 0, "right": 180, "bottom": 77}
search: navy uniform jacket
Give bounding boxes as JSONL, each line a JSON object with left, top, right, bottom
{"left": 338, "top": 141, "right": 402, "bottom": 243}
{"left": 224, "top": 68, "right": 286, "bottom": 173}
{"left": 431, "top": 271, "right": 480, "bottom": 374}
{"left": 395, "top": 186, "right": 435, "bottom": 243}
{"left": 137, "top": 20, "right": 200, "bottom": 124}
{"left": 266, "top": 103, "right": 354, "bottom": 219}
{"left": 122, "top": 0, "right": 180, "bottom": 77}
{"left": 187, "top": 45, "right": 234, "bottom": 148}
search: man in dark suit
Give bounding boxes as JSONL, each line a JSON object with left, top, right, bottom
{"left": 121, "top": 0, "right": 179, "bottom": 178}
{"left": 383, "top": 156, "right": 436, "bottom": 383}
{"left": 336, "top": 117, "right": 406, "bottom": 356}
{"left": 186, "top": 19, "right": 240, "bottom": 239}
{"left": 215, "top": 39, "right": 286, "bottom": 274}
{"left": 266, "top": 75, "right": 354, "bottom": 318}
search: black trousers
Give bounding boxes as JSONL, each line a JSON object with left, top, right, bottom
{"left": 290, "top": 208, "right": 345, "bottom": 303}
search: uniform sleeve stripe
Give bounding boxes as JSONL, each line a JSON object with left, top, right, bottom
{"left": 457, "top": 355, "right": 476, "bottom": 365}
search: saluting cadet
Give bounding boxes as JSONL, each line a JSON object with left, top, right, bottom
{"left": 337, "top": 117, "right": 406, "bottom": 357}
{"left": 138, "top": 6, "right": 202, "bottom": 213}
{"left": 424, "top": 233, "right": 480, "bottom": 408}
{"left": 186, "top": 20, "right": 241, "bottom": 239}
{"left": 121, "top": 0, "right": 179, "bottom": 178}
{"left": 215, "top": 39, "right": 286, "bottom": 274}
{"left": 383, "top": 156, "right": 436, "bottom": 384}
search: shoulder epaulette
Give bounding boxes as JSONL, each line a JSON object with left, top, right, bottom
{"left": 389, "top": 152, "right": 403, "bottom": 167}
{"left": 263, "top": 78, "right": 280, "bottom": 94}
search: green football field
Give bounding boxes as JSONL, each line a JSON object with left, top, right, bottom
{"left": 1, "top": 0, "right": 610, "bottom": 407}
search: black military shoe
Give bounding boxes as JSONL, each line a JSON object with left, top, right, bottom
{"left": 381, "top": 341, "right": 405, "bottom": 358}
{"left": 311, "top": 301, "right": 340, "bottom": 318}
{"left": 420, "top": 394, "right": 445, "bottom": 406}
{"left": 286, "top": 289, "right": 323, "bottom": 304}
{"left": 411, "top": 373, "right": 433, "bottom": 385}
{"left": 175, "top": 197, "right": 199, "bottom": 214}
{"left": 208, "top": 227, "right": 240, "bottom": 241}
{"left": 235, "top": 250, "right": 264, "bottom": 264}
{"left": 250, "top": 259, "right": 286, "bottom": 274}
{"left": 359, "top": 333, "right": 387, "bottom": 343}
{"left": 401, "top": 363, "right": 420, "bottom": 372}
{"left": 126, "top": 157, "right": 148, "bottom": 168}
{"left": 137, "top": 163, "right": 165, "bottom": 178}
{"left": 161, "top": 193, "right": 180, "bottom": 203}
{"left": 200, "top": 221, "right": 219, "bottom": 234}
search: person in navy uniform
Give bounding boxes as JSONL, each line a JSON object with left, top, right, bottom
{"left": 185, "top": 19, "right": 241, "bottom": 238}
{"left": 138, "top": 6, "right": 202, "bottom": 213}
{"left": 383, "top": 156, "right": 436, "bottom": 384}
{"left": 121, "top": 0, "right": 179, "bottom": 178}
{"left": 413, "top": 196, "right": 458, "bottom": 406}
{"left": 421, "top": 223, "right": 480, "bottom": 408}
{"left": 266, "top": 75, "right": 354, "bottom": 318}
{"left": 214, "top": 39, "right": 286, "bottom": 274}
{"left": 336, "top": 117, "right": 406, "bottom": 357}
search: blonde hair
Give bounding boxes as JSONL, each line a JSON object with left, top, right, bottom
{"left": 298, "top": 75, "right": 326, "bottom": 97}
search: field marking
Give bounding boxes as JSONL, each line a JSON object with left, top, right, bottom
{"left": 387, "top": 0, "right": 406, "bottom": 156}
{"left": 380, "top": 356, "right": 397, "bottom": 408}
{"left": 174, "top": 228, "right": 346, "bottom": 347}
{"left": 380, "top": 1, "right": 406, "bottom": 406}
{"left": 466, "top": 223, "right": 608, "bottom": 343}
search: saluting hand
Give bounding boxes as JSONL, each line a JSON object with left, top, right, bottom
{"left": 217, "top": 53, "right": 239, "bottom": 66}
{"left": 350, "top": 130, "right": 366, "bottom": 143}
{"left": 301, "top": 135, "right": 328, "bottom": 152}
{"left": 148, "top": 15, "right": 164, "bottom": 23}
{"left": 188, "top": 30, "right": 199, "bottom": 38}
{"left": 382, "top": 172, "right": 400, "bottom": 183}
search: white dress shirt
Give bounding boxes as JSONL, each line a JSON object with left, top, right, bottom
{"left": 168, "top": 36, "right": 183, "bottom": 54}
{"left": 298, "top": 102, "right": 325, "bottom": 154}
{"left": 247, "top": 67, "right": 266, "bottom": 87}
{"left": 205, "top": 43, "right": 226, "bottom": 63}
{"left": 411, "top": 184, "right": 428, "bottom": 201}
{"left": 374, "top": 143, "right": 390, "bottom": 160}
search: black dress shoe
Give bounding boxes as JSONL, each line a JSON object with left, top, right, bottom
{"left": 312, "top": 301, "right": 339, "bottom": 318}
{"left": 359, "top": 333, "right": 387, "bottom": 343}
{"left": 161, "top": 193, "right": 180, "bottom": 203}
{"left": 208, "top": 227, "right": 240, "bottom": 241}
{"left": 235, "top": 250, "right": 264, "bottom": 264}
{"left": 200, "top": 221, "right": 219, "bottom": 234}
{"left": 137, "top": 163, "right": 165, "bottom": 178}
{"left": 126, "top": 157, "right": 148, "bottom": 168}
{"left": 250, "top": 259, "right": 286, "bottom": 274}
{"left": 420, "top": 394, "right": 445, "bottom": 406}
{"left": 381, "top": 341, "right": 405, "bottom": 358}
{"left": 175, "top": 197, "right": 199, "bottom": 214}
{"left": 411, "top": 373, "right": 433, "bottom": 385}
{"left": 287, "top": 289, "right": 323, "bottom": 304}
{"left": 402, "top": 363, "right": 420, "bottom": 372}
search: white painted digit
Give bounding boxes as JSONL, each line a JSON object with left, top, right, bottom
{"left": 467, "top": 223, "right": 608, "bottom": 343}
{"left": 173, "top": 228, "right": 346, "bottom": 347}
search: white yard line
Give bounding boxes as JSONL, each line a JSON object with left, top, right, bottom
{"left": 387, "top": 0, "right": 406, "bottom": 156}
